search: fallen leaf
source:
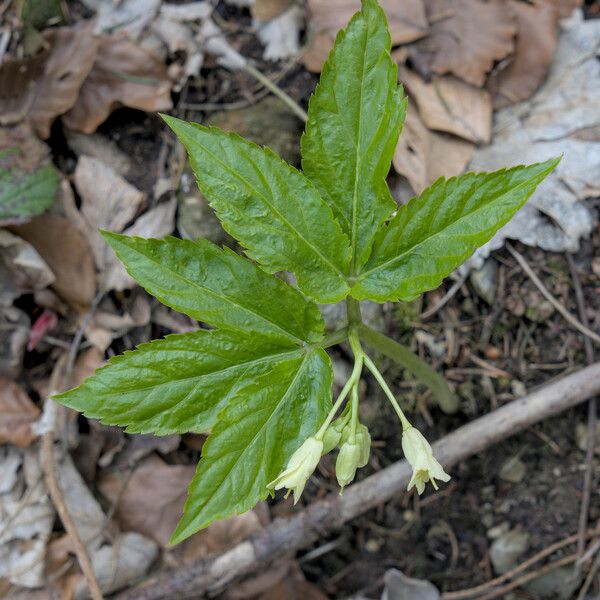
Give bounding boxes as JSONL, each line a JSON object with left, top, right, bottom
{"left": 74, "top": 533, "right": 158, "bottom": 598}
{"left": 28, "top": 22, "right": 100, "bottom": 139}
{"left": 73, "top": 155, "right": 145, "bottom": 273}
{"left": 81, "top": 0, "right": 161, "bottom": 39}
{"left": 0, "top": 124, "right": 59, "bottom": 226}
{"left": 11, "top": 214, "right": 97, "bottom": 310}
{"left": 392, "top": 106, "right": 475, "bottom": 194}
{"left": 0, "top": 229, "right": 55, "bottom": 306}
{"left": 487, "top": 1, "right": 558, "bottom": 109}
{"left": 64, "top": 130, "right": 133, "bottom": 176}
{"left": 103, "top": 197, "right": 177, "bottom": 291}
{"left": 98, "top": 454, "right": 195, "bottom": 547}
{"left": 252, "top": 0, "right": 292, "bottom": 21}
{"left": 462, "top": 12, "right": 599, "bottom": 272}
{"left": 0, "top": 307, "right": 30, "bottom": 379}
{"left": 257, "top": 6, "right": 303, "bottom": 61}
{"left": 303, "top": 0, "right": 428, "bottom": 72}
{"left": 0, "top": 379, "right": 40, "bottom": 447}
{"left": 399, "top": 67, "right": 491, "bottom": 144}
{"left": 27, "top": 309, "right": 58, "bottom": 351}
{"left": 63, "top": 34, "right": 173, "bottom": 134}
{"left": 409, "top": 0, "right": 516, "bottom": 87}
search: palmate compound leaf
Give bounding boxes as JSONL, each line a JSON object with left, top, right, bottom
{"left": 171, "top": 347, "right": 332, "bottom": 544}
{"left": 352, "top": 158, "right": 560, "bottom": 301}
{"left": 162, "top": 114, "right": 352, "bottom": 304}
{"left": 301, "top": 0, "right": 407, "bottom": 272}
{"left": 52, "top": 329, "right": 311, "bottom": 435}
{"left": 101, "top": 232, "right": 324, "bottom": 345}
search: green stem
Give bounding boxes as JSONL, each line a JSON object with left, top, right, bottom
{"left": 357, "top": 324, "right": 458, "bottom": 414}
{"left": 346, "top": 297, "right": 362, "bottom": 325}
{"left": 363, "top": 354, "right": 411, "bottom": 431}
{"left": 321, "top": 327, "right": 349, "bottom": 349}
{"left": 316, "top": 332, "right": 364, "bottom": 439}
{"left": 349, "top": 383, "right": 359, "bottom": 440}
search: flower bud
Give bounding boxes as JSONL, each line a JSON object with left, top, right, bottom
{"left": 355, "top": 424, "right": 371, "bottom": 468}
{"left": 336, "top": 441, "right": 361, "bottom": 490}
{"left": 401, "top": 426, "right": 450, "bottom": 494}
{"left": 268, "top": 436, "right": 323, "bottom": 503}
{"left": 321, "top": 417, "right": 346, "bottom": 454}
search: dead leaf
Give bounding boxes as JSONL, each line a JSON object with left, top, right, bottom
{"left": 27, "top": 309, "right": 58, "bottom": 351}
{"left": 0, "top": 229, "right": 55, "bottom": 306}
{"left": 74, "top": 533, "right": 158, "bottom": 599}
{"left": 303, "top": 0, "right": 428, "bottom": 72}
{"left": 72, "top": 347, "right": 105, "bottom": 388}
{"left": 98, "top": 454, "right": 195, "bottom": 547}
{"left": 73, "top": 155, "right": 145, "bottom": 273}
{"left": 11, "top": 214, "right": 97, "bottom": 310}
{"left": 258, "top": 6, "right": 303, "bottom": 62}
{"left": 382, "top": 568, "right": 440, "bottom": 600}
{"left": 0, "top": 307, "right": 30, "bottom": 379}
{"left": 81, "top": 0, "right": 161, "bottom": 39}
{"left": 463, "top": 12, "right": 599, "bottom": 272}
{"left": 392, "top": 106, "right": 475, "bottom": 194}
{"left": 103, "top": 198, "right": 177, "bottom": 291}
{"left": 28, "top": 22, "right": 100, "bottom": 139}
{"left": 0, "top": 379, "right": 40, "bottom": 448}
{"left": 252, "top": 0, "right": 292, "bottom": 21}
{"left": 487, "top": 1, "right": 558, "bottom": 109}
{"left": 63, "top": 34, "right": 173, "bottom": 134}
{"left": 399, "top": 67, "right": 492, "bottom": 143}
{"left": 64, "top": 130, "right": 133, "bottom": 176}
{"left": 409, "top": 0, "right": 516, "bottom": 87}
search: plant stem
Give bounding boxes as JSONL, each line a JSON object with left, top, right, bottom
{"left": 349, "top": 383, "right": 359, "bottom": 439}
{"left": 321, "top": 327, "right": 349, "bottom": 349}
{"left": 358, "top": 324, "right": 458, "bottom": 414}
{"left": 243, "top": 62, "right": 308, "bottom": 122}
{"left": 346, "top": 297, "right": 362, "bottom": 325}
{"left": 316, "top": 331, "right": 364, "bottom": 438}
{"left": 363, "top": 354, "right": 411, "bottom": 431}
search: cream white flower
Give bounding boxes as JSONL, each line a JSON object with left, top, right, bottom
{"left": 401, "top": 426, "right": 450, "bottom": 494}
{"left": 268, "top": 437, "right": 323, "bottom": 503}
{"left": 336, "top": 440, "right": 361, "bottom": 490}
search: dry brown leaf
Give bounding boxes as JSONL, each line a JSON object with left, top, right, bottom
{"left": 392, "top": 106, "right": 475, "bottom": 194}
{"left": 0, "top": 307, "right": 30, "bottom": 379}
{"left": 410, "top": 0, "right": 516, "bottom": 87}
{"left": 0, "top": 378, "right": 40, "bottom": 448}
{"left": 399, "top": 66, "right": 492, "bottom": 143}
{"left": 28, "top": 22, "right": 100, "bottom": 139}
{"left": 73, "top": 155, "right": 145, "bottom": 272}
{"left": 252, "top": 0, "right": 293, "bottom": 21}
{"left": 63, "top": 34, "right": 173, "bottom": 134}
{"left": 11, "top": 214, "right": 97, "bottom": 310}
{"left": 303, "top": 0, "right": 428, "bottom": 72}
{"left": 486, "top": 1, "right": 558, "bottom": 109}
{"left": 98, "top": 454, "right": 195, "bottom": 547}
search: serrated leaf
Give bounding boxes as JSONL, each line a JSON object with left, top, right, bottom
{"left": 53, "top": 329, "right": 307, "bottom": 435}
{"left": 171, "top": 347, "right": 332, "bottom": 543}
{"left": 352, "top": 158, "right": 560, "bottom": 301}
{"left": 162, "top": 114, "right": 352, "bottom": 303}
{"left": 101, "top": 232, "right": 323, "bottom": 345}
{"left": 0, "top": 163, "right": 58, "bottom": 226}
{"left": 301, "top": 0, "right": 407, "bottom": 271}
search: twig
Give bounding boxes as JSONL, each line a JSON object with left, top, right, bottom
{"left": 40, "top": 356, "right": 103, "bottom": 600}
{"left": 506, "top": 243, "right": 600, "bottom": 345}
{"left": 567, "top": 253, "right": 598, "bottom": 573}
{"left": 442, "top": 528, "right": 598, "bottom": 599}
{"left": 243, "top": 62, "right": 308, "bottom": 122}
{"left": 114, "top": 362, "right": 600, "bottom": 600}
{"left": 577, "top": 546, "right": 600, "bottom": 600}
{"left": 420, "top": 276, "right": 467, "bottom": 320}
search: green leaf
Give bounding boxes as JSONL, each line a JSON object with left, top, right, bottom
{"left": 53, "top": 329, "right": 307, "bottom": 435}
{"left": 162, "top": 114, "right": 352, "bottom": 303}
{"left": 352, "top": 158, "right": 560, "bottom": 302}
{"left": 301, "top": 0, "right": 407, "bottom": 272}
{"left": 0, "top": 162, "right": 58, "bottom": 226}
{"left": 171, "top": 347, "right": 332, "bottom": 543}
{"left": 101, "top": 232, "right": 323, "bottom": 345}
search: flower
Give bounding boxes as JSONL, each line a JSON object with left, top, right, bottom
{"left": 336, "top": 440, "right": 361, "bottom": 490}
{"left": 355, "top": 423, "right": 371, "bottom": 468}
{"left": 321, "top": 417, "right": 347, "bottom": 454}
{"left": 401, "top": 426, "right": 450, "bottom": 494}
{"left": 268, "top": 437, "right": 323, "bottom": 503}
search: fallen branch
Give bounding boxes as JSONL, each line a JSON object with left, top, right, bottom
{"left": 115, "top": 362, "right": 600, "bottom": 600}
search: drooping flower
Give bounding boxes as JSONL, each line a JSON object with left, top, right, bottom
{"left": 401, "top": 426, "right": 450, "bottom": 494}
{"left": 336, "top": 440, "right": 361, "bottom": 490}
{"left": 268, "top": 437, "right": 323, "bottom": 503}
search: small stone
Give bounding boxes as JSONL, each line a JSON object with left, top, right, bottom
{"left": 365, "top": 538, "right": 382, "bottom": 553}
{"left": 525, "top": 299, "right": 555, "bottom": 323}
{"left": 499, "top": 457, "right": 527, "bottom": 483}
{"left": 489, "top": 529, "right": 530, "bottom": 575}
{"left": 524, "top": 566, "right": 581, "bottom": 599}
{"left": 511, "top": 380, "right": 527, "bottom": 398}
{"left": 487, "top": 522, "right": 510, "bottom": 539}
{"left": 470, "top": 259, "right": 497, "bottom": 305}
{"left": 575, "top": 421, "right": 600, "bottom": 455}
